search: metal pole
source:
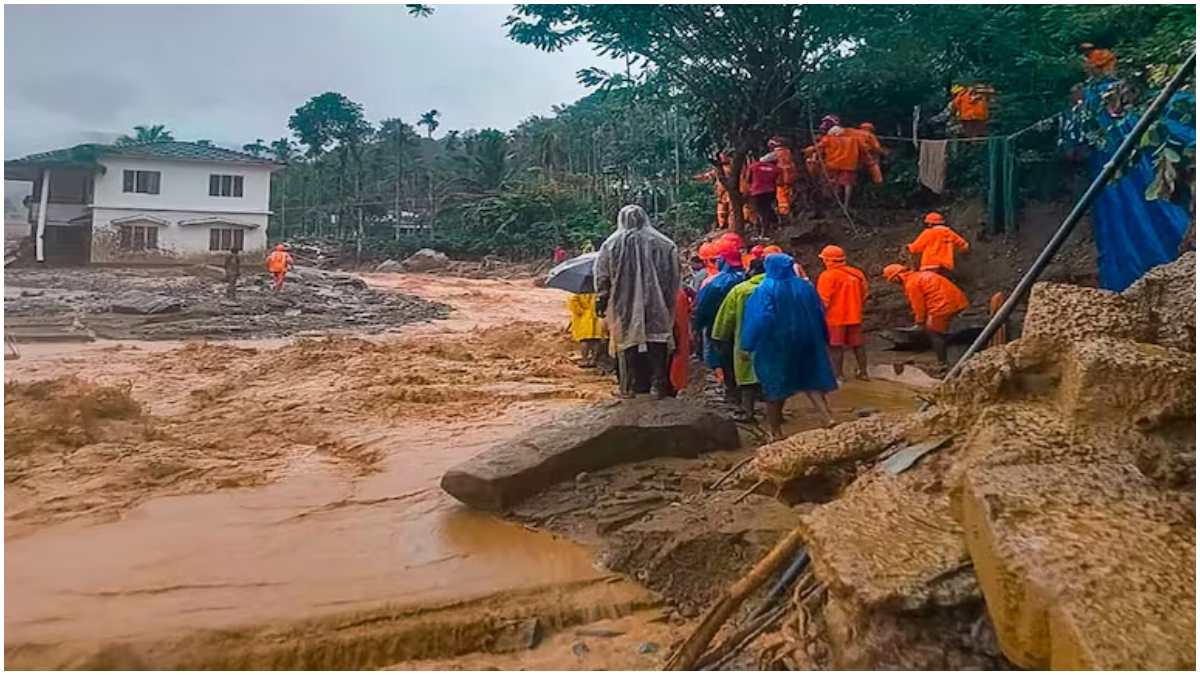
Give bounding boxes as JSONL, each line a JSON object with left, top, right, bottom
{"left": 944, "top": 52, "right": 1196, "bottom": 382}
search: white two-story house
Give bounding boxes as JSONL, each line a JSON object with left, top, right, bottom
{"left": 4, "top": 141, "right": 280, "bottom": 264}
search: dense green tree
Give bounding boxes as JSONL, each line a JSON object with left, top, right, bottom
{"left": 242, "top": 138, "right": 269, "bottom": 157}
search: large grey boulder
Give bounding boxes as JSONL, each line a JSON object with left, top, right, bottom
{"left": 401, "top": 248, "right": 449, "bottom": 272}
{"left": 441, "top": 398, "right": 739, "bottom": 511}
{"left": 374, "top": 259, "right": 404, "bottom": 273}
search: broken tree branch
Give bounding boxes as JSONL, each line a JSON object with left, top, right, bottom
{"left": 663, "top": 526, "right": 805, "bottom": 670}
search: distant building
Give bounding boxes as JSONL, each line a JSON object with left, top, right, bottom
{"left": 4, "top": 141, "right": 280, "bottom": 264}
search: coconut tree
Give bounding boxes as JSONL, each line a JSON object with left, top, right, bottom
{"left": 116, "top": 124, "right": 174, "bottom": 145}
{"left": 418, "top": 109, "right": 441, "bottom": 138}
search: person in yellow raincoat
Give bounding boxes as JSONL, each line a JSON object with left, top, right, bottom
{"left": 567, "top": 292, "right": 607, "bottom": 367}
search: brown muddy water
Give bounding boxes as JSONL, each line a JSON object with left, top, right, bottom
{"left": 4, "top": 273, "right": 925, "bottom": 669}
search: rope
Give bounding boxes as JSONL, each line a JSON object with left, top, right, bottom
{"left": 874, "top": 112, "right": 1061, "bottom": 145}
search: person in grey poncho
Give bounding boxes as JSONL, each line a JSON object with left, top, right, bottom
{"left": 594, "top": 205, "right": 681, "bottom": 398}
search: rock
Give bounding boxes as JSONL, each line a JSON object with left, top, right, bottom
{"left": 752, "top": 413, "right": 918, "bottom": 484}
{"left": 1122, "top": 251, "right": 1195, "bottom": 353}
{"left": 958, "top": 460, "right": 1195, "bottom": 669}
{"left": 374, "top": 259, "right": 404, "bottom": 273}
{"left": 799, "top": 471, "right": 977, "bottom": 613}
{"left": 109, "top": 292, "right": 184, "bottom": 315}
{"left": 491, "top": 617, "right": 543, "bottom": 652}
{"left": 853, "top": 407, "right": 880, "bottom": 418}
{"left": 400, "top": 248, "right": 450, "bottom": 272}
{"left": 284, "top": 309, "right": 302, "bottom": 317}
{"left": 637, "top": 642, "right": 659, "bottom": 654}
{"left": 571, "top": 641, "right": 590, "bottom": 657}
{"left": 441, "top": 398, "right": 739, "bottom": 511}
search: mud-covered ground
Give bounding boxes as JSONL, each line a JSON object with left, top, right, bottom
{"left": 4, "top": 265, "right": 449, "bottom": 341}
{"left": 4, "top": 266, "right": 933, "bottom": 670}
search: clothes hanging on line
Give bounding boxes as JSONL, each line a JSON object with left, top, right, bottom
{"left": 918, "top": 140, "right": 949, "bottom": 194}
{"left": 986, "top": 137, "right": 1018, "bottom": 234}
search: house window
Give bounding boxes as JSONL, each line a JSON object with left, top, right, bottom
{"left": 209, "top": 227, "right": 244, "bottom": 251}
{"left": 122, "top": 170, "right": 161, "bottom": 194}
{"left": 118, "top": 225, "right": 158, "bottom": 251}
{"left": 209, "top": 174, "right": 244, "bottom": 197}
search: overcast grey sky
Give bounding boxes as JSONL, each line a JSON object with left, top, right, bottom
{"left": 4, "top": 4, "right": 615, "bottom": 159}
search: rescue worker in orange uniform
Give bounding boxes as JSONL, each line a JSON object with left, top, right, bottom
{"left": 816, "top": 245, "right": 869, "bottom": 381}
{"left": 1080, "top": 43, "right": 1117, "bottom": 78}
{"left": 265, "top": 244, "right": 294, "bottom": 292}
{"left": 768, "top": 136, "right": 798, "bottom": 218}
{"left": 906, "top": 212, "right": 970, "bottom": 275}
{"left": 948, "top": 84, "right": 993, "bottom": 138}
{"left": 695, "top": 154, "right": 734, "bottom": 229}
{"left": 883, "top": 264, "right": 968, "bottom": 366}
{"left": 805, "top": 124, "right": 862, "bottom": 209}
{"left": 846, "top": 122, "right": 886, "bottom": 184}
{"left": 738, "top": 156, "right": 756, "bottom": 226}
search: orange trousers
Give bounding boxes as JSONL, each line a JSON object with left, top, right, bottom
{"left": 776, "top": 183, "right": 793, "bottom": 215}
{"left": 717, "top": 197, "right": 731, "bottom": 228}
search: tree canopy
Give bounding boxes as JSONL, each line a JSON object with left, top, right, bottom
{"left": 116, "top": 124, "right": 174, "bottom": 145}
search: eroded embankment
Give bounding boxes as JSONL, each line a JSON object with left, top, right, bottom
{"left": 746, "top": 253, "right": 1195, "bottom": 670}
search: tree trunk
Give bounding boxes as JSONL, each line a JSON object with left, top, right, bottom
{"left": 723, "top": 151, "right": 748, "bottom": 236}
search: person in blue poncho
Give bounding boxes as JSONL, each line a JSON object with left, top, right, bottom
{"left": 1060, "top": 54, "right": 1194, "bottom": 292}
{"left": 741, "top": 253, "right": 838, "bottom": 439}
{"left": 692, "top": 243, "right": 745, "bottom": 404}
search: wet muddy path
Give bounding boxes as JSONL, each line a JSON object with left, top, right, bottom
{"left": 4, "top": 272, "right": 926, "bottom": 669}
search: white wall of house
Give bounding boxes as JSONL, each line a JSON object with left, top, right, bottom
{"left": 82, "top": 156, "right": 273, "bottom": 262}
{"left": 92, "top": 157, "right": 273, "bottom": 215}
{"left": 90, "top": 207, "right": 268, "bottom": 263}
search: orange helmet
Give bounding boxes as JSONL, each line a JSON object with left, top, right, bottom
{"left": 275, "top": 244, "right": 285, "bottom": 251}
{"left": 923, "top": 212, "right": 945, "bottom": 225}
{"left": 883, "top": 264, "right": 907, "bottom": 282}
{"left": 697, "top": 242, "right": 718, "bottom": 260}
{"left": 719, "top": 232, "right": 745, "bottom": 251}
{"left": 819, "top": 245, "right": 846, "bottom": 262}
{"left": 763, "top": 245, "right": 783, "bottom": 255}
{"left": 859, "top": 122, "right": 875, "bottom": 132}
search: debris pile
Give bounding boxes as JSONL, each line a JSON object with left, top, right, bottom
{"left": 749, "top": 253, "right": 1195, "bottom": 670}
{"left": 4, "top": 265, "right": 449, "bottom": 340}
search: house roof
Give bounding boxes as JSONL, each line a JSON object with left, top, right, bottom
{"left": 5, "top": 141, "right": 281, "bottom": 180}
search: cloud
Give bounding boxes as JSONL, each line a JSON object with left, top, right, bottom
{"left": 3, "top": 4, "right": 615, "bottom": 159}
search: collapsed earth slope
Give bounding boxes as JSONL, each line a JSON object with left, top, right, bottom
{"left": 752, "top": 253, "right": 1195, "bottom": 669}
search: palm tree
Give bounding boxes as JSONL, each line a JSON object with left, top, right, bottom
{"left": 242, "top": 138, "right": 269, "bottom": 157}
{"left": 116, "top": 124, "right": 174, "bottom": 145}
{"left": 269, "top": 138, "right": 297, "bottom": 163}
{"left": 418, "top": 109, "right": 441, "bottom": 138}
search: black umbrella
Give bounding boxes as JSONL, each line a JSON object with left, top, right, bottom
{"left": 545, "top": 252, "right": 599, "bottom": 293}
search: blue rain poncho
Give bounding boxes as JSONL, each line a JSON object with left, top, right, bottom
{"left": 692, "top": 258, "right": 744, "bottom": 368}
{"left": 740, "top": 254, "right": 838, "bottom": 402}
{"left": 1061, "top": 81, "right": 1193, "bottom": 291}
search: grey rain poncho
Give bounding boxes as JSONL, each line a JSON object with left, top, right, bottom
{"left": 594, "top": 205, "right": 681, "bottom": 352}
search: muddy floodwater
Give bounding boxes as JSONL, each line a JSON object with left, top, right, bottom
{"left": 4, "top": 272, "right": 925, "bottom": 669}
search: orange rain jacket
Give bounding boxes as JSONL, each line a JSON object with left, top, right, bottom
{"left": 952, "top": 89, "right": 990, "bottom": 122}
{"left": 900, "top": 270, "right": 968, "bottom": 325}
{"left": 266, "top": 250, "right": 293, "bottom": 274}
{"left": 812, "top": 132, "right": 861, "bottom": 172}
{"left": 907, "top": 225, "right": 970, "bottom": 271}
{"left": 816, "top": 262, "right": 869, "bottom": 327}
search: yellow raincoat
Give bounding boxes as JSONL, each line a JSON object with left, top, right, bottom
{"left": 567, "top": 293, "right": 606, "bottom": 341}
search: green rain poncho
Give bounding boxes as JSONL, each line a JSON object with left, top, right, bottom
{"left": 711, "top": 273, "right": 764, "bottom": 385}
